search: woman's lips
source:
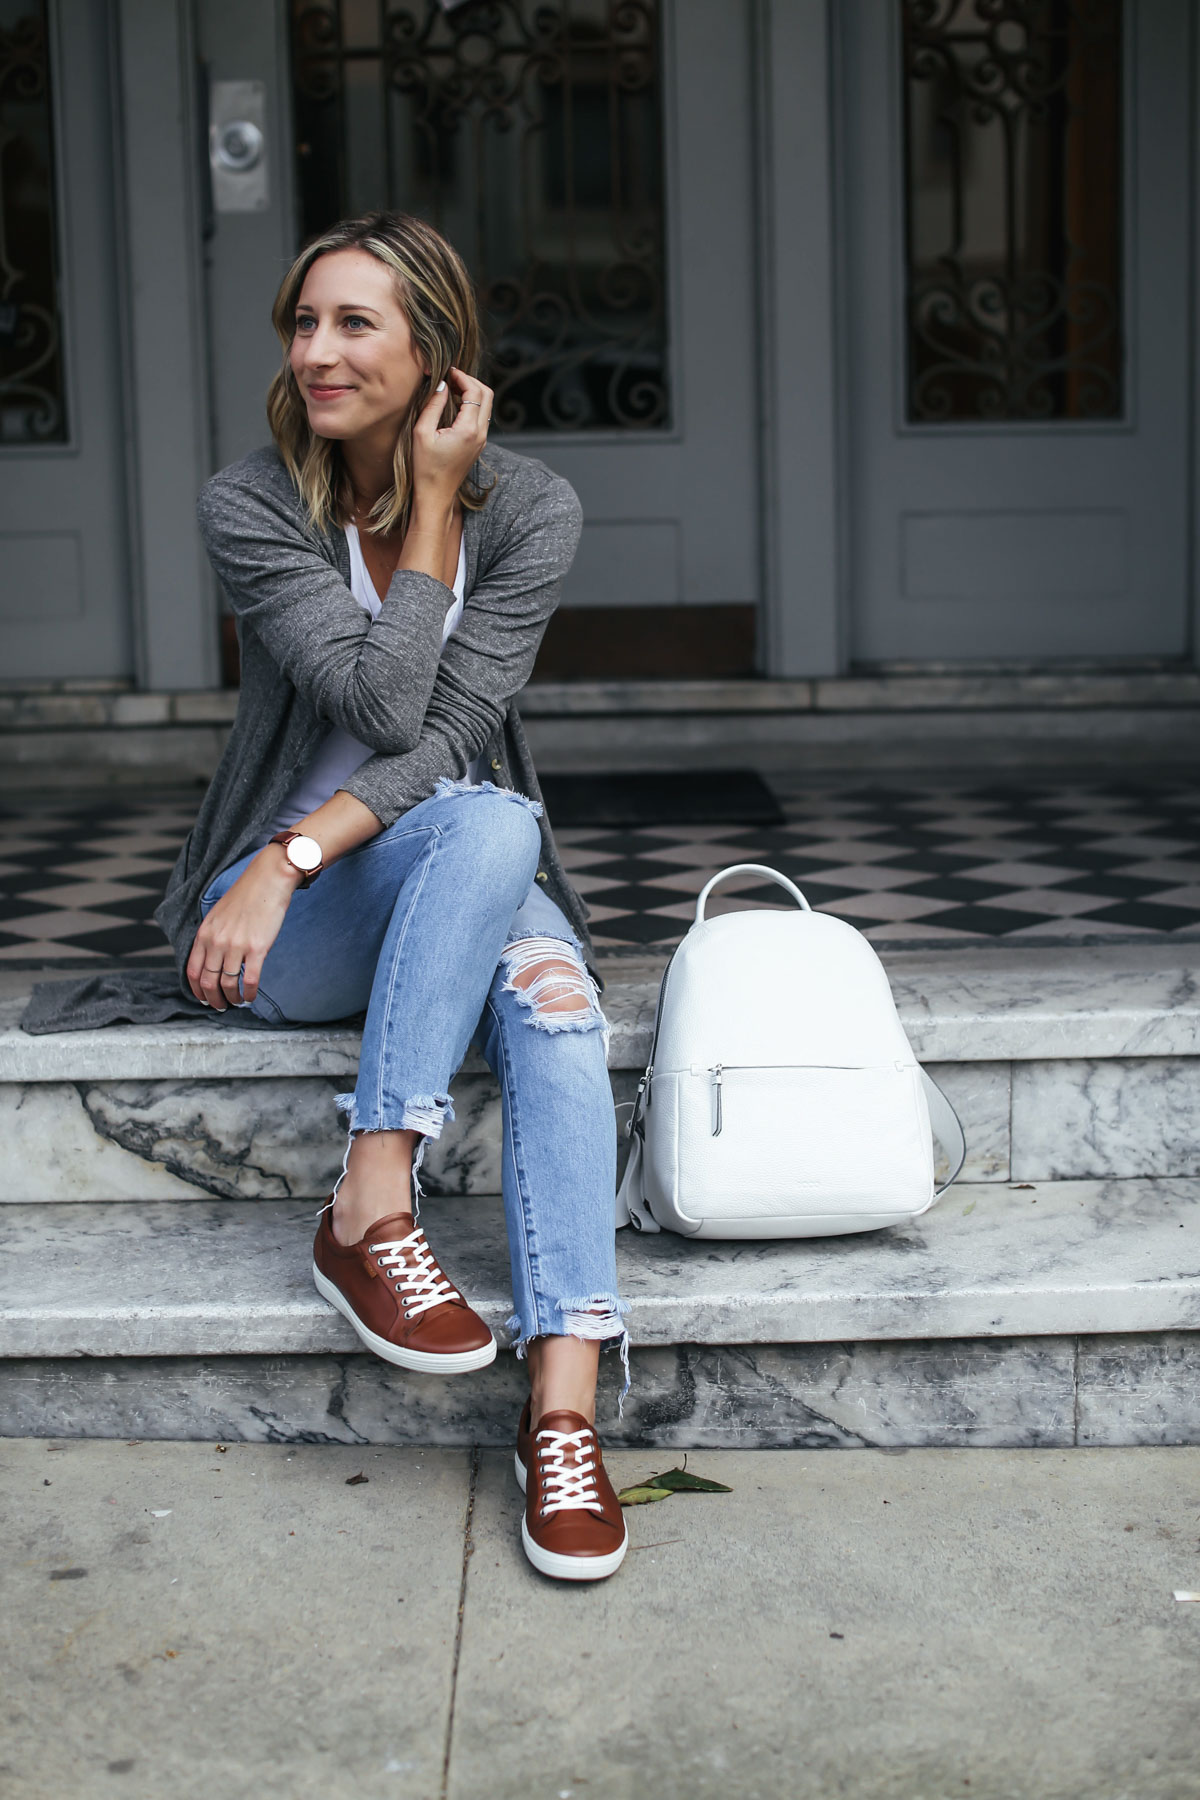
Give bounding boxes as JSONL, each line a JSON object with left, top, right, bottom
{"left": 307, "top": 384, "right": 353, "bottom": 401}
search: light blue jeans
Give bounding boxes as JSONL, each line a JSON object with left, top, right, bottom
{"left": 201, "top": 780, "right": 625, "bottom": 1363}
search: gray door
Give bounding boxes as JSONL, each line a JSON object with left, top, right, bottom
{"left": 507, "top": 0, "right": 760, "bottom": 627}
{"left": 840, "top": 0, "right": 1191, "bottom": 665}
{"left": 0, "top": 0, "right": 131, "bottom": 680}
{"left": 200, "top": 0, "right": 760, "bottom": 650}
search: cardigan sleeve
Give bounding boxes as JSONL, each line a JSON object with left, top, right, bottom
{"left": 196, "top": 466, "right": 450, "bottom": 755}
{"left": 339, "top": 470, "right": 582, "bottom": 826}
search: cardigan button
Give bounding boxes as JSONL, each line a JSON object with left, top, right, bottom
{"left": 535, "top": 870, "right": 549, "bottom": 884}
{"left": 490, "top": 757, "right": 502, "bottom": 771}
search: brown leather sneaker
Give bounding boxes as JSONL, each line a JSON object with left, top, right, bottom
{"left": 516, "top": 1402, "right": 628, "bottom": 1581}
{"left": 312, "top": 1207, "right": 496, "bottom": 1374}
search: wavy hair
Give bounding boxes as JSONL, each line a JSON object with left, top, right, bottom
{"left": 267, "top": 211, "right": 493, "bottom": 537}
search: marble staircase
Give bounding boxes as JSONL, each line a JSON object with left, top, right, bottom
{"left": 2, "top": 942, "right": 1199, "bottom": 1449}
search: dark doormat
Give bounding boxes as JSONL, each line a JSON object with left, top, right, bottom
{"left": 538, "top": 768, "right": 785, "bottom": 828}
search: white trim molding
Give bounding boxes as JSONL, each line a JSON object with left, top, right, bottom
{"left": 753, "top": 0, "right": 842, "bottom": 677}
{"left": 113, "top": 0, "right": 218, "bottom": 690}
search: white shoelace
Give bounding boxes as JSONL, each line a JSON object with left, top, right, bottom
{"left": 536, "top": 1428, "right": 604, "bottom": 1518}
{"left": 368, "top": 1227, "right": 461, "bottom": 1319}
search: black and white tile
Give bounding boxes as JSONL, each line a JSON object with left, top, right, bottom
{"left": 2, "top": 776, "right": 1199, "bottom": 962}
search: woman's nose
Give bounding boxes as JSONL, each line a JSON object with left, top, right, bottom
{"left": 299, "top": 323, "right": 337, "bottom": 367}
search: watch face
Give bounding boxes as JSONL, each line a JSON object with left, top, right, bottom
{"left": 288, "top": 834, "right": 322, "bottom": 872}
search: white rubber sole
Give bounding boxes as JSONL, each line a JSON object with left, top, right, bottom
{"left": 520, "top": 1514, "right": 629, "bottom": 1582}
{"left": 514, "top": 1449, "right": 628, "bottom": 1581}
{"left": 312, "top": 1263, "right": 497, "bottom": 1374}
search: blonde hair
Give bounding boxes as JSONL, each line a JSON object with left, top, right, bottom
{"left": 267, "top": 211, "right": 493, "bottom": 536}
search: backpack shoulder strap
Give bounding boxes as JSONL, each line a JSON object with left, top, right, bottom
{"left": 921, "top": 1068, "right": 966, "bottom": 1194}
{"left": 615, "top": 1128, "right": 660, "bottom": 1232}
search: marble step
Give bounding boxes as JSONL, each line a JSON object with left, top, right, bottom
{"left": 5, "top": 1185, "right": 1199, "bottom": 1449}
{"left": 5, "top": 674, "right": 1200, "bottom": 782}
{"left": 2, "top": 944, "right": 1199, "bottom": 1203}
{"left": 2, "top": 1179, "right": 1198, "bottom": 1361}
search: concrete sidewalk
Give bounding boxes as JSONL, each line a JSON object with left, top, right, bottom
{"left": 2, "top": 1441, "right": 1198, "bottom": 1800}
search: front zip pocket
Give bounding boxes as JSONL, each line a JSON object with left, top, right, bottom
{"left": 644, "top": 1061, "right": 934, "bottom": 1224}
{"left": 706, "top": 1061, "right": 912, "bottom": 1136}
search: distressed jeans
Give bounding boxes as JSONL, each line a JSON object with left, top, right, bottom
{"left": 201, "top": 780, "right": 625, "bottom": 1361}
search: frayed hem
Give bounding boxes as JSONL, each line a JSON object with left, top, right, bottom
{"left": 334, "top": 1090, "right": 455, "bottom": 1138}
{"left": 433, "top": 774, "right": 543, "bottom": 819}
{"left": 507, "top": 1298, "right": 633, "bottom": 1416}
{"left": 332, "top": 1092, "right": 453, "bottom": 1220}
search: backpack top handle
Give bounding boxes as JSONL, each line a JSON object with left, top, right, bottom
{"left": 694, "top": 863, "right": 813, "bottom": 926}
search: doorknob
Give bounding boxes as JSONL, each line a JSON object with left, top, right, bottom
{"left": 212, "top": 119, "right": 264, "bottom": 173}
{"left": 208, "top": 79, "right": 269, "bottom": 212}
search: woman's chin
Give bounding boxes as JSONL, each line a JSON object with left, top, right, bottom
{"left": 306, "top": 414, "right": 353, "bottom": 441}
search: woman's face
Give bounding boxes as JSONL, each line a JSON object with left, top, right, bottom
{"left": 290, "top": 248, "right": 427, "bottom": 444}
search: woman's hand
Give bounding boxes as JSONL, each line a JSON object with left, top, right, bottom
{"left": 186, "top": 847, "right": 302, "bottom": 1010}
{"left": 410, "top": 366, "right": 493, "bottom": 505}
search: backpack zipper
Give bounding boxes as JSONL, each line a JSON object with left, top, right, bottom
{"left": 707, "top": 1060, "right": 911, "bottom": 1136}
{"left": 628, "top": 940, "right": 685, "bottom": 1137}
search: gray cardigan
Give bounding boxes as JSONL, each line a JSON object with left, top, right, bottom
{"left": 155, "top": 441, "right": 591, "bottom": 985}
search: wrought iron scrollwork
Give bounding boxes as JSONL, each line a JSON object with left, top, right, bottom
{"left": 902, "top": 0, "right": 1123, "bottom": 424}
{"left": 0, "top": 0, "right": 65, "bottom": 443}
{"left": 291, "top": 0, "right": 668, "bottom": 432}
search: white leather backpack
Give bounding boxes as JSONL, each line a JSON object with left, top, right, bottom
{"left": 615, "top": 865, "right": 965, "bottom": 1238}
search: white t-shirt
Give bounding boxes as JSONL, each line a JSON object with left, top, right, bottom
{"left": 268, "top": 524, "right": 479, "bottom": 834}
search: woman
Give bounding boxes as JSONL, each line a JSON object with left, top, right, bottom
{"left": 156, "top": 212, "right": 628, "bottom": 1582}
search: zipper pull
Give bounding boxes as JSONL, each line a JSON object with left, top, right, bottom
{"left": 711, "top": 1063, "right": 723, "bottom": 1137}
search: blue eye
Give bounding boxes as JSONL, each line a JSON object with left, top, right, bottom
{"left": 295, "top": 316, "right": 315, "bottom": 333}
{"left": 344, "top": 315, "right": 370, "bottom": 330}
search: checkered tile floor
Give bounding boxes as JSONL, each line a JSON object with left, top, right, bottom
{"left": 2, "top": 776, "right": 1199, "bottom": 964}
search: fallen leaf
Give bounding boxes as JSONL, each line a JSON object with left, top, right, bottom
{"left": 645, "top": 1467, "right": 733, "bottom": 1494}
{"left": 829, "top": 1632, "right": 844, "bottom": 1640}
{"left": 1012, "top": 1184, "right": 1035, "bottom": 1191}
{"left": 49, "top": 1568, "right": 87, "bottom": 1581}
{"left": 345, "top": 1472, "right": 369, "bottom": 1487}
{"left": 214, "top": 1445, "right": 227, "bottom": 1454}
{"left": 961, "top": 1200, "right": 976, "bottom": 1216}
{"left": 617, "top": 1485, "right": 673, "bottom": 1507}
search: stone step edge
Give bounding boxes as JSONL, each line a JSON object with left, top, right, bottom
{"left": 3, "top": 671, "right": 1200, "bottom": 731}
{"left": 4, "top": 943, "right": 1199, "bottom": 1079}
{"left": 4, "top": 1332, "right": 1196, "bottom": 1451}
{"left": 2, "top": 1180, "right": 1198, "bottom": 1360}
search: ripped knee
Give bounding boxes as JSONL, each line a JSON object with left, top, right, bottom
{"left": 499, "top": 935, "right": 608, "bottom": 1038}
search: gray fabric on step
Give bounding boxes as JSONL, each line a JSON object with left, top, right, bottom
{"left": 20, "top": 972, "right": 295, "bottom": 1035}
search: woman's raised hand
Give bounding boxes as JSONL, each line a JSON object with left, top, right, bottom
{"left": 410, "top": 366, "right": 493, "bottom": 502}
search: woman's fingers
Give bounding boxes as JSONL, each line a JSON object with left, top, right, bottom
{"left": 240, "top": 947, "right": 266, "bottom": 1005}
{"left": 443, "top": 366, "right": 493, "bottom": 431}
{"left": 189, "top": 927, "right": 238, "bottom": 1011}
{"left": 411, "top": 367, "right": 492, "bottom": 496}
{"left": 185, "top": 942, "right": 207, "bottom": 1005}
{"left": 417, "top": 377, "right": 452, "bottom": 428}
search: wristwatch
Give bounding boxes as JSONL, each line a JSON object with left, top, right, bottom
{"left": 270, "top": 830, "right": 324, "bottom": 888}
